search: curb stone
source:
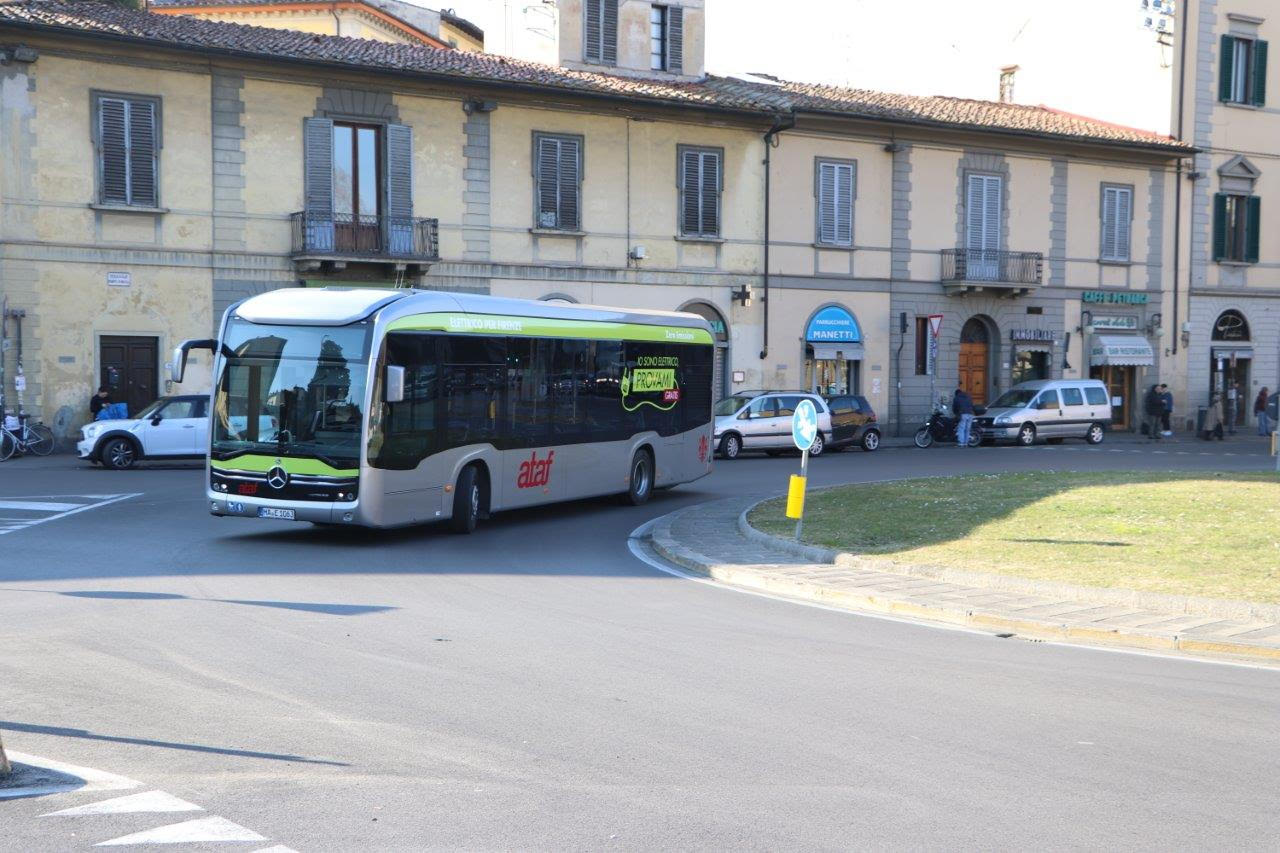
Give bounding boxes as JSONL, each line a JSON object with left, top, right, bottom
{"left": 645, "top": 500, "right": 1280, "bottom": 665}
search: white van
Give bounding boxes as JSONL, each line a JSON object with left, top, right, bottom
{"left": 976, "top": 379, "right": 1112, "bottom": 446}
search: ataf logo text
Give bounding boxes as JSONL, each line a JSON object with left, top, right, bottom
{"left": 517, "top": 450, "right": 555, "bottom": 489}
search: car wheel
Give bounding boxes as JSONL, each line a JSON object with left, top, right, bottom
{"left": 448, "top": 465, "right": 481, "bottom": 534}
{"left": 102, "top": 437, "right": 137, "bottom": 470}
{"left": 1086, "top": 423, "right": 1105, "bottom": 445}
{"left": 861, "top": 430, "right": 880, "bottom": 452}
{"left": 1016, "top": 423, "right": 1037, "bottom": 447}
{"left": 808, "top": 432, "right": 825, "bottom": 456}
{"left": 622, "top": 449, "right": 653, "bottom": 506}
{"left": 967, "top": 430, "right": 982, "bottom": 448}
{"left": 719, "top": 433, "right": 741, "bottom": 460}
{"left": 914, "top": 428, "right": 934, "bottom": 449}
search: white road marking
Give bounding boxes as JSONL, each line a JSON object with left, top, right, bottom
{"left": 0, "top": 493, "right": 140, "bottom": 536}
{"left": 95, "top": 816, "right": 267, "bottom": 846}
{"left": 252, "top": 847, "right": 301, "bottom": 853}
{"left": 0, "top": 752, "right": 141, "bottom": 800}
{"left": 0, "top": 500, "right": 86, "bottom": 512}
{"left": 42, "top": 790, "right": 202, "bottom": 817}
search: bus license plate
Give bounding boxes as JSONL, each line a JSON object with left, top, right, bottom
{"left": 258, "top": 507, "right": 295, "bottom": 521}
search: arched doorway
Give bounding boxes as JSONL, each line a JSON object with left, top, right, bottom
{"left": 1211, "top": 309, "right": 1251, "bottom": 428}
{"left": 679, "top": 301, "right": 729, "bottom": 401}
{"left": 959, "top": 316, "right": 993, "bottom": 405}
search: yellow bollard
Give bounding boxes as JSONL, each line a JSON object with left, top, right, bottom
{"left": 785, "top": 474, "right": 806, "bottom": 519}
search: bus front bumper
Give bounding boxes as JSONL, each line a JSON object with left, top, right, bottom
{"left": 207, "top": 490, "right": 361, "bottom": 524}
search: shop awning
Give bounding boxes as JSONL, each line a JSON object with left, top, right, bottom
{"left": 809, "top": 342, "right": 865, "bottom": 361}
{"left": 1212, "top": 346, "right": 1253, "bottom": 360}
{"left": 1090, "top": 335, "right": 1154, "bottom": 366}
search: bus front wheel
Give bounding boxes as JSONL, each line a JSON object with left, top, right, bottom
{"left": 449, "top": 465, "right": 481, "bottom": 534}
{"left": 622, "top": 449, "right": 653, "bottom": 506}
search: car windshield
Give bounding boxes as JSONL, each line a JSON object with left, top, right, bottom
{"left": 714, "top": 395, "right": 756, "bottom": 417}
{"left": 133, "top": 399, "right": 168, "bottom": 420}
{"left": 989, "top": 389, "right": 1038, "bottom": 409}
{"left": 212, "top": 319, "right": 371, "bottom": 468}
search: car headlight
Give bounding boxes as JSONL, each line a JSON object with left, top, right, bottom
{"left": 995, "top": 415, "right": 1011, "bottom": 425}
{"left": 82, "top": 424, "right": 104, "bottom": 439}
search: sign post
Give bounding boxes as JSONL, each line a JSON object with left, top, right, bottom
{"left": 786, "top": 399, "right": 819, "bottom": 540}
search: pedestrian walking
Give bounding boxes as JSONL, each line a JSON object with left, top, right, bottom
{"left": 1201, "top": 393, "right": 1225, "bottom": 441}
{"left": 952, "top": 387, "right": 975, "bottom": 448}
{"left": 1143, "top": 384, "right": 1164, "bottom": 441}
{"left": 1226, "top": 381, "right": 1239, "bottom": 434}
{"left": 1256, "top": 387, "right": 1272, "bottom": 436}
{"left": 1159, "top": 383, "right": 1173, "bottom": 436}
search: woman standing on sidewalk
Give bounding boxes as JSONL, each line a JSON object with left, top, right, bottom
{"left": 1256, "top": 387, "right": 1272, "bottom": 436}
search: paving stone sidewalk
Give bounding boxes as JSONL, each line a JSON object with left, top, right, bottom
{"left": 644, "top": 495, "right": 1280, "bottom": 664}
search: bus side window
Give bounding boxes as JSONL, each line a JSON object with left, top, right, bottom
{"left": 443, "top": 335, "right": 504, "bottom": 448}
{"left": 507, "top": 337, "right": 552, "bottom": 448}
{"left": 590, "top": 340, "right": 626, "bottom": 442}
{"left": 552, "top": 338, "right": 590, "bottom": 442}
{"left": 374, "top": 333, "right": 438, "bottom": 470}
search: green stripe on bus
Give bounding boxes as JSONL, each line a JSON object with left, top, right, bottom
{"left": 386, "top": 313, "right": 714, "bottom": 345}
{"left": 211, "top": 455, "right": 358, "bottom": 477}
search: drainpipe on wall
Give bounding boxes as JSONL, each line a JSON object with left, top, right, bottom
{"left": 1171, "top": 0, "right": 1190, "bottom": 358}
{"left": 760, "top": 113, "right": 796, "bottom": 361}
{"left": 331, "top": 3, "right": 343, "bottom": 37}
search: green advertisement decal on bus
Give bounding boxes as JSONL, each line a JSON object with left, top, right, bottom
{"left": 622, "top": 354, "right": 681, "bottom": 411}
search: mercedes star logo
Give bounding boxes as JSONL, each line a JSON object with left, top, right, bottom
{"left": 267, "top": 466, "right": 289, "bottom": 490}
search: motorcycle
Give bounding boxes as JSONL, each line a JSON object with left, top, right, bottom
{"left": 914, "top": 401, "right": 983, "bottom": 448}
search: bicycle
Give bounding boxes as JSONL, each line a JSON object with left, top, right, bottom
{"left": 0, "top": 413, "right": 55, "bottom": 461}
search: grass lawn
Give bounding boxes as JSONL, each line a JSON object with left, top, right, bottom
{"left": 750, "top": 471, "right": 1280, "bottom": 604}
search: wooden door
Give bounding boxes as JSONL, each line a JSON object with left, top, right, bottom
{"left": 958, "top": 342, "right": 988, "bottom": 406}
{"left": 1091, "top": 366, "right": 1131, "bottom": 430}
{"left": 99, "top": 335, "right": 158, "bottom": 417}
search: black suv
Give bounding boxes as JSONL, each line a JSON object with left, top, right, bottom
{"left": 823, "top": 394, "right": 881, "bottom": 451}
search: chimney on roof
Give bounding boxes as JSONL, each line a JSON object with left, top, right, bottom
{"left": 998, "top": 65, "right": 1019, "bottom": 104}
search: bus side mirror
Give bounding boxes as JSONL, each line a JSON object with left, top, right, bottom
{"left": 170, "top": 339, "right": 218, "bottom": 383}
{"left": 385, "top": 365, "right": 406, "bottom": 403}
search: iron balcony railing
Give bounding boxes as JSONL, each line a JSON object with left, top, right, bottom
{"left": 290, "top": 211, "right": 440, "bottom": 261}
{"left": 941, "top": 248, "right": 1043, "bottom": 285}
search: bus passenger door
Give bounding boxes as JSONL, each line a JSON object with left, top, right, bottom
{"left": 502, "top": 339, "right": 561, "bottom": 509}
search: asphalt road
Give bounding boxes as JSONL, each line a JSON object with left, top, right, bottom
{"left": 1, "top": 439, "right": 1278, "bottom": 850}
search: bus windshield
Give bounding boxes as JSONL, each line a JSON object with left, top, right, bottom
{"left": 213, "top": 319, "right": 371, "bottom": 468}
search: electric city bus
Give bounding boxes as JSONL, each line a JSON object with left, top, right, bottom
{"left": 171, "top": 288, "right": 715, "bottom": 532}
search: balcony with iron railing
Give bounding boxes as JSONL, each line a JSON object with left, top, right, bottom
{"left": 940, "top": 248, "right": 1043, "bottom": 297}
{"left": 289, "top": 211, "right": 440, "bottom": 272}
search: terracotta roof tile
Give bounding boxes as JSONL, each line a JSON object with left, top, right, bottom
{"left": 0, "top": 1, "right": 1189, "bottom": 152}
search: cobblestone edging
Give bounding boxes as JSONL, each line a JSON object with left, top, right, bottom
{"left": 642, "top": 496, "right": 1280, "bottom": 664}
{"left": 736, "top": 501, "right": 1280, "bottom": 624}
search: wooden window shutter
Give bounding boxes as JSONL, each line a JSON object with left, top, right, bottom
{"left": 680, "top": 148, "right": 701, "bottom": 235}
{"left": 98, "top": 97, "right": 129, "bottom": 205}
{"left": 668, "top": 6, "right": 684, "bottom": 73}
{"left": 1115, "top": 188, "right": 1132, "bottom": 261}
{"left": 1212, "top": 193, "right": 1228, "bottom": 261}
{"left": 303, "top": 117, "right": 334, "bottom": 214}
{"left": 127, "top": 99, "right": 157, "bottom": 207}
{"left": 699, "top": 151, "right": 720, "bottom": 236}
{"left": 1245, "top": 195, "right": 1261, "bottom": 263}
{"left": 584, "top": 0, "right": 602, "bottom": 62}
{"left": 983, "top": 176, "right": 1000, "bottom": 251}
{"left": 602, "top": 0, "right": 618, "bottom": 64}
{"left": 816, "top": 161, "right": 854, "bottom": 246}
{"left": 385, "top": 123, "right": 414, "bottom": 254}
{"left": 302, "top": 117, "right": 335, "bottom": 251}
{"left": 1219, "top": 35, "right": 1236, "bottom": 101}
{"left": 536, "top": 135, "right": 561, "bottom": 228}
{"left": 1253, "top": 40, "right": 1268, "bottom": 106}
{"left": 1100, "top": 187, "right": 1118, "bottom": 259}
{"left": 558, "top": 137, "right": 580, "bottom": 230}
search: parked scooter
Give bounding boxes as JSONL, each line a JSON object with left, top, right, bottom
{"left": 914, "top": 400, "right": 983, "bottom": 448}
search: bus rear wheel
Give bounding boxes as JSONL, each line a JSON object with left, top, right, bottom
{"left": 449, "top": 465, "right": 481, "bottom": 534}
{"left": 622, "top": 449, "right": 653, "bottom": 506}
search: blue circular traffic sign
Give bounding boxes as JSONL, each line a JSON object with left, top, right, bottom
{"left": 792, "top": 399, "right": 818, "bottom": 451}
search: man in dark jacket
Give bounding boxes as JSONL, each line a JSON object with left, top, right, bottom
{"left": 1159, "top": 384, "right": 1173, "bottom": 436}
{"left": 952, "top": 387, "right": 976, "bottom": 447}
{"left": 89, "top": 386, "right": 110, "bottom": 419}
{"left": 1144, "top": 384, "right": 1164, "bottom": 441}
